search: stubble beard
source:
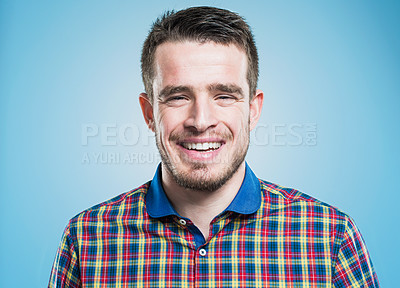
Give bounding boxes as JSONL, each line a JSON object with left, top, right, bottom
{"left": 155, "top": 127, "right": 250, "bottom": 192}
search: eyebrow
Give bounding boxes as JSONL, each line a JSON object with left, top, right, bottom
{"left": 158, "top": 85, "right": 193, "bottom": 99}
{"left": 157, "top": 83, "right": 244, "bottom": 100}
{"left": 208, "top": 83, "right": 244, "bottom": 97}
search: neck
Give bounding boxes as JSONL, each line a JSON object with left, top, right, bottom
{"left": 161, "top": 162, "right": 246, "bottom": 240}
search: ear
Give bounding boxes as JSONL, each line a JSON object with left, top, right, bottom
{"left": 139, "top": 93, "right": 155, "bottom": 132}
{"left": 249, "top": 89, "right": 264, "bottom": 131}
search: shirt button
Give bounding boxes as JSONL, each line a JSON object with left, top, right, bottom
{"left": 179, "top": 219, "right": 187, "bottom": 225}
{"left": 199, "top": 249, "right": 207, "bottom": 256}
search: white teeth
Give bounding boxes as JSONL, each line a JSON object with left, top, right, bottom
{"left": 182, "top": 142, "right": 222, "bottom": 151}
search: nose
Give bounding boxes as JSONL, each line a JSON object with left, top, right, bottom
{"left": 184, "top": 96, "right": 218, "bottom": 132}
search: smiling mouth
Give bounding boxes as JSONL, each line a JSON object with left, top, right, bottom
{"left": 180, "top": 142, "right": 222, "bottom": 152}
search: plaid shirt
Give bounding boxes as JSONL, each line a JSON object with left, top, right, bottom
{"left": 49, "top": 164, "right": 379, "bottom": 287}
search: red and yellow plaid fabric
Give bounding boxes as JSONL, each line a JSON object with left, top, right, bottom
{"left": 49, "top": 178, "right": 379, "bottom": 287}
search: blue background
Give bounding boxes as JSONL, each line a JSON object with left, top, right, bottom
{"left": 1, "top": 0, "right": 398, "bottom": 286}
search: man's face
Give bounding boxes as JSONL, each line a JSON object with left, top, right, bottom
{"left": 140, "top": 41, "right": 263, "bottom": 191}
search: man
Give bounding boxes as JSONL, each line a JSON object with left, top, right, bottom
{"left": 49, "top": 6, "right": 379, "bottom": 287}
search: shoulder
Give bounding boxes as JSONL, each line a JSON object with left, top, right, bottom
{"left": 259, "top": 179, "right": 351, "bottom": 226}
{"left": 67, "top": 182, "right": 150, "bottom": 232}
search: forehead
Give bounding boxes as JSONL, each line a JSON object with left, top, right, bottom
{"left": 152, "top": 41, "right": 249, "bottom": 92}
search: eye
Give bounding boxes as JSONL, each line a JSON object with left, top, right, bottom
{"left": 163, "top": 95, "right": 189, "bottom": 106}
{"left": 168, "top": 95, "right": 186, "bottom": 101}
{"left": 215, "top": 94, "right": 238, "bottom": 106}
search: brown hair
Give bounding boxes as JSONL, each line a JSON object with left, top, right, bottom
{"left": 141, "top": 6, "right": 259, "bottom": 101}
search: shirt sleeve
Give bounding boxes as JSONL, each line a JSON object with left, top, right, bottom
{"left": 48, "top": 224, "right": 81, "bottom": 288}
{"left": 332, "top": 216, "right": 380, "bottom": 288}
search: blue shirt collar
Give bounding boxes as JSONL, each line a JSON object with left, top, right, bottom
{"left": 146, "top": 162, "right": 261, "bottom": 218}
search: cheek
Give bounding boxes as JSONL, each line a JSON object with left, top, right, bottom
{"left": 218, "top": 107, "right": 249, "bottom": 131}
{"left": 156, "top": 109, "right": 183, "bottom": 138}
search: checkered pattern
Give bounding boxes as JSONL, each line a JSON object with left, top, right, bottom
{"left": 49, "top": 179, "right": 379, "bottom": 287}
